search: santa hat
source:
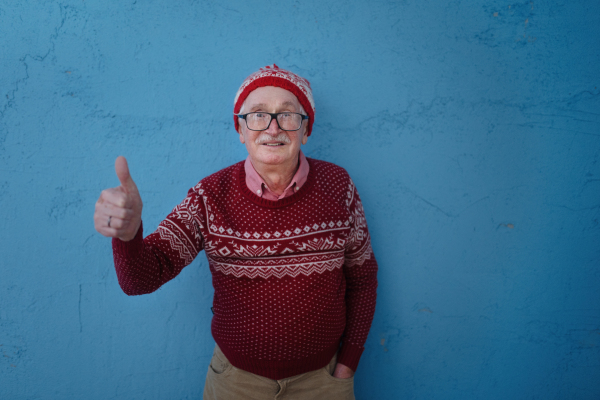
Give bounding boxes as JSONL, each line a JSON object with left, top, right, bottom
{"left": 233, "top": 64, "right": 315, "bottom": 136}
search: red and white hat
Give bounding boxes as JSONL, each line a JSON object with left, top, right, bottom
{"left": 233, "top": 64, "right": 315, "bottom": 136}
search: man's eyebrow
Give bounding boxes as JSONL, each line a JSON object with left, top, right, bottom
{"left": 247, "top": 102, "right": 299, "bottom": 112}
{"left": 280, "top": 101, "right": 297, "bottom": 108}
{"left": 247, "top": 103, "right": 267, "bottom": 111}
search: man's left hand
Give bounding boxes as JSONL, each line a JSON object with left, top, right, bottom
{"left": 332, "top": 363, "right": 354, "bottom": 379}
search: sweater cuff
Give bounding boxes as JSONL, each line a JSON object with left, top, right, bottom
{"left": 337, "top": 341, "right": 364, "bottom": 372}
{"left": 112, "top": 221, "right": 144, "bottom": 257}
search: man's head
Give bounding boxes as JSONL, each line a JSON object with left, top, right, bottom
{"left": 234, "top": 65, "right": 315, "bottom": 169}
{"left": 234, "top": 64, "right": 315, "bottom": 136}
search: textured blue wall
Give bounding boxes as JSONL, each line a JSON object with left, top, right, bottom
{"left": 1, "top": 1, "right": 599, "bottom": 399}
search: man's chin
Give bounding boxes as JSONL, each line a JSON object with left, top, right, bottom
{"left": 253, "top": 154, "right": 292, "bottom": 167}
{"left": 257, "top": 146, "right": 287, "bottom": 156}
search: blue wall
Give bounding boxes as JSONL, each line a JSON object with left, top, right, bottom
{"left": 1, "top": 1, "right": 599, "bottom": 399}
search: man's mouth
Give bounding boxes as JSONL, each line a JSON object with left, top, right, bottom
{"left": 263, "top": 143, "right": 285, "bottom": 146}
{"left": 255, "top": 133, "right": 291, "bottom": 146}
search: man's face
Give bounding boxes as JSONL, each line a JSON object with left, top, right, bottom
{"left": 237, "top": 86, "right": 308, "bottom": 170}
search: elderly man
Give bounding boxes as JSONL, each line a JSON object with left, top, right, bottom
{"left": 94, "top": 65, "right": 378, "bottom": 400}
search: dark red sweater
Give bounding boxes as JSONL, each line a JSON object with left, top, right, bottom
{"left": 112, "top": 158, "right": 378, "bottom": 379}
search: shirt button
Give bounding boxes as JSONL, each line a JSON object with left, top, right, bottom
{"left": 295, "top": 186, "right": 300, "bottom": 191}
{"left": 257, "top": 190, "right": 262, "bottom": 195}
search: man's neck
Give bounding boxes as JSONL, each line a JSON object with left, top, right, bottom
{"left": 251, "top": 155, "right": 300, "bottom": 196}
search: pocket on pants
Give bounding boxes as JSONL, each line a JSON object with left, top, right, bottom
{"left": 208, "top": 347, "right": 233, "bottom": 375}
{"left": 311, "top": 367, "right": 355, "bottom": 400}
{"left": 203, "top": 347, "right": 237, "bottom": 400}
{"left": 319, "top": 367, "right": 355, "bottom": 385}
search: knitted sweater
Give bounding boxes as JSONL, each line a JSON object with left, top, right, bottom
{"left": 112, "top": 158, "right": 378, "bottom": 380}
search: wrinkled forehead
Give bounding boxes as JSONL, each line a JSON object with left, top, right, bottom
{"left": 241, "top": 86, "right": 304, "bottom": 112}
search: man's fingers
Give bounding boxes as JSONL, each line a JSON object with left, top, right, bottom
{"left": 115, "top": 156, "right": 138, "bottom": 193}
{"left": 98, "top": 202, "right": 134, "bottom": 219}
{"left": 95, "top": 225, "right": 119, "bottom": 238}
{"left": 94, "top": 210, "right": 117, "bottom": 235}
{"left": 107, "top": 216, "right": 125, "bottom": 229}
{"left": 94, "top": 210, "right": 133, "bottom": 237}
{"left": 99, "top": 187, "right": 129, "bottom": 208}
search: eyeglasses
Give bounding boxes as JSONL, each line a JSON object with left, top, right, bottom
{"left": 236, "top": 112, "right": 309, "bottom": 131}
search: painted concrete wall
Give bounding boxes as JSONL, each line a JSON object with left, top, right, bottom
{"left": 1, "top": 1, "right": 599, "bottom": 399}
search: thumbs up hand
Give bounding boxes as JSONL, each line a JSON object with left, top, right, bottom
{"left": 94, "top": 156, "right": 143, "bottom": 241}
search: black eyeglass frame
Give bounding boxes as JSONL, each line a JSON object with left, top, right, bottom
{"left": 235, "top": 112, "right": 309, "bottom": 132}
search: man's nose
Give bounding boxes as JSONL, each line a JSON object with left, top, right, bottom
{"left": 265, "top": 116, "right": 281, "bottom": 134}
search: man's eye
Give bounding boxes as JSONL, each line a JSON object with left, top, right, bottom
{"left": 254, "top": 113, "right": 266, "bottom": 118}
{"left": 280, "top": 113, "right": 292, "bottom": 119}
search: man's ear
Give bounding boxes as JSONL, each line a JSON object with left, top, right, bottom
{"left": 301, "top": 127, "right": 308, "bottom": 145}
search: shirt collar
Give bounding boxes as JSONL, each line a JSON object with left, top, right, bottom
{"left": 244, "top": 150, "right": 310, "bottom": 200}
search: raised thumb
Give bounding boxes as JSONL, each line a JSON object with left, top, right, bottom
{"left": 115, "top": 156, "right": 137, "bottom": 192}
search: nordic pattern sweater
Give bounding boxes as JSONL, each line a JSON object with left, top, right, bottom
{"left": 112, "top": 158, "right": 378, "bottom": 380}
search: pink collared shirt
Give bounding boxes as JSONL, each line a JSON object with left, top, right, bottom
{"left": 245, "top": 151, "right": 310, "bottom": 201}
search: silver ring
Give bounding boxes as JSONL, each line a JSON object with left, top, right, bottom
{"left": 107, "top": 216, "right": 112, "bottom": 227}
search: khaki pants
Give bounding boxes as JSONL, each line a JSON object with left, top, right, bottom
{"left": 203, "top": 346, "right": 355, "bottom": 400}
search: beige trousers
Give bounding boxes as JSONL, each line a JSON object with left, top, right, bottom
{"left": 203, "top": 346, "right": 355, "bottom": 400}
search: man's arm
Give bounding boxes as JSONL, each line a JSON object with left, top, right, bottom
{"left": 94, "top": 156, "right": 204, "bottom": 295}
{"left": 335, "top": 179, "right": 378, "bottom": 376}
